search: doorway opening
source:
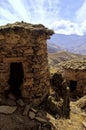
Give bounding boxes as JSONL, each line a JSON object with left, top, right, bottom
{"left": 69, "top": 80, "right": 77, "bottom": 92}
{"left": 8, "top": 62, "right": 24, "bottom": 99}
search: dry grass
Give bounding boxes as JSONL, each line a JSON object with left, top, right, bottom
{"left": 47, "top": 101, "right": 86, "bottom": 130}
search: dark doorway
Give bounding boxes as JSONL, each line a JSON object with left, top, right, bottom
{"left": 69, "top": 80, "right": 77, "bottom": 92}
{"left": 8, "top": 62, "right": 24, "bottom": 99}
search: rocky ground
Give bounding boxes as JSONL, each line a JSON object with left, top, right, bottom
{"left": 52, "top": 98, "right": 86, "bottom": 130}
{"left": 0, "top": 92, "right": 86, "bottom": 130}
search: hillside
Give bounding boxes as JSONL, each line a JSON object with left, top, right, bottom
{"left": 48, "top": 51, "right": 86, "bottom": 73}
{"left": 48, "top": 34, "right": 86, "bottom": 55}
{"left": 47, "top": 42, "right": 65, "bottom": 53}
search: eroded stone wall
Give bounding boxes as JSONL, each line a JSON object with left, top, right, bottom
{"left": 0, "top": 22, "right": 54, "bottom": 103}
{"left": 64, "top": 69, "right": 86, "bottom": 96}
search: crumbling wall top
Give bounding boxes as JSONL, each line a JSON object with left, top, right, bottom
{"left": 0, "top": 21, "right": 54, "bottom": 37}
{"left": 61, "top": 59, "right": 86, "bottom": 70}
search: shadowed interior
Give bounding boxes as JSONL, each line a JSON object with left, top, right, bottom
{"left": 8, "top": 62, "right": 24, "bottom": 99}
{"left": 69, "top": 80, "right": 77, "bottom": 92}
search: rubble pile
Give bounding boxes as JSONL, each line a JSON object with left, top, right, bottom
{"left": 0, "top": 93, "right": 55, "bottom": 130}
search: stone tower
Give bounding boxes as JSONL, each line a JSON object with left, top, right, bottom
{"left": 0, "top": 22, "right": 54, "bottom": 104}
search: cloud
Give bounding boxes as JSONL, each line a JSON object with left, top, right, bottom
{"left": 0, "top": 0, "right": 60, "bottom": 25}
{"left": 49, "top": 0, "right": 86, "bottom": 35}
{"left": 0, "top": 0, "right": 86, "bottom": 35}
{"left": 0, "top": 6, "right": 19, "bottom": 25}
{"left": 7, "top": 0, "right": 30, "bottom": 21}
{"left": 51, "top": 20, "right": 86, "bottom": 36}
{"left": 76, "top": 0, "right": 86, "bottom": 22}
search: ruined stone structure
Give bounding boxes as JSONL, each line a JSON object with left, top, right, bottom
{"left": 0, "top": 22, "right": 54, "bottom": 103}
{"left": 62, "top": 60, "right": 86, "bottom": 97}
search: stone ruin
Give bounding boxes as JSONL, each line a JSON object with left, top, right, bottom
{"left": 50, "top": 73, "right": 70, "bottom": 118}
{"left": 49, "top": 59, "right": 86, "bottom": 118}
{"left": 62, "top": 60, "right": 86, "bottom": 97}
{"left": 0, "top": 22, "right": 54, "bottom": 103}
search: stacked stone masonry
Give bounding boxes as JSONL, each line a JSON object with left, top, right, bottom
{"left": 0, "top": 22, "right": 54, "bottom": 103}
{"left": 62, "top": 60, "right": 86, "bottom": 97}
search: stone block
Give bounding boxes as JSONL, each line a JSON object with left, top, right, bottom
{"left": 29, "top": 111, "right": 36, "bottom": 119}
{"left": 23, "top": 104, "right": 31, "bottom": 115}
{"left": 24, "top": 49, "right": 33, "bottom": 54}
{"left": 0, "top": 106, "right": 17, "bottom": 114}
{"left": 35, "top": 117, "right": 47, "bottom": 123}
{"left": 37, "top": 50, "right": 44, "bottom": 55}
{"left": 0, "top": 35, "right": 4, "bottom": 40}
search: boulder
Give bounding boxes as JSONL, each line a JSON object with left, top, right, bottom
{"left": 73, "top": 95, "right": 86, "bottom": 109}
{"left": 0, "top": 105, "right": 17, "bottom": 114}
{"left": 35, "top": 117, "right": 47, "bottom": 123}
{"left": 23, "top": 104, "right": 31, "bottom": 116}
{"left": 29, "top": 111, "right": 36, "bottom": 119}
{"left": 16, "top": 99, "right": 25, "bottom": 107}
{"left": 82, "top": 122, "right": 86, "bottom": 128}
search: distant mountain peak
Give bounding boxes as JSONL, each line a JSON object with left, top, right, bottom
{"left": 48, "top": 34, "right": 86, "bottom": 55}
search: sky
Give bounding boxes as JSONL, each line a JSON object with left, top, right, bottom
{"left": 0, "top": 0, "right": 86, "bottom": 35}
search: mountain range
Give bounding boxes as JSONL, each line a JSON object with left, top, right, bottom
{"left": 47, "top": 34, "right": 86, "bottom": 55}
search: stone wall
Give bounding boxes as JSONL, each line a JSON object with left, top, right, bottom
{"left": 0, "top": 22, "right": 54, "bottom": 103}
{"left": 64, "top": 69, "right": 86, "bottom": 96}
